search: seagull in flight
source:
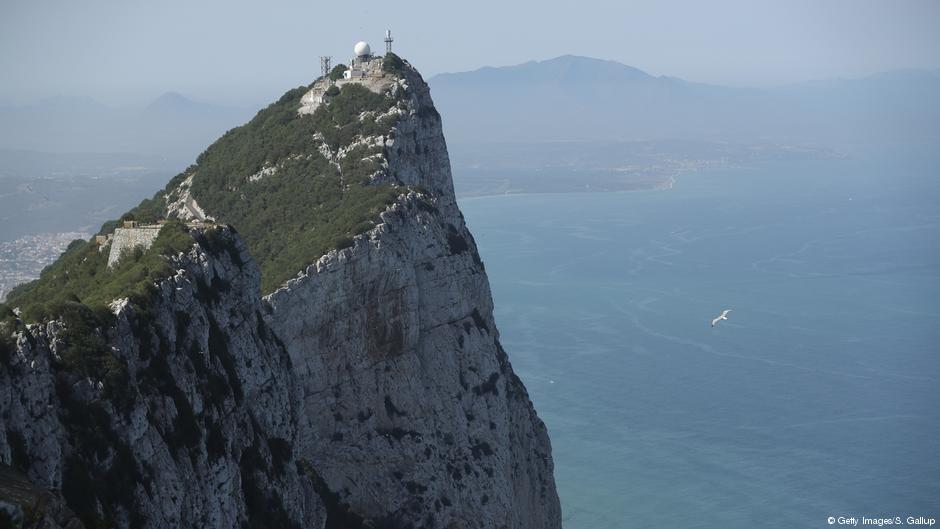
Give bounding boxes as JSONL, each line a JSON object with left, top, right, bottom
{"left": 711, "top": 309, "right": 732, "bottom": 327}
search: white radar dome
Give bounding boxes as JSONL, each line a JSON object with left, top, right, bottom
{"left": 354, "top": 41, "right": 371, "bottom": 57}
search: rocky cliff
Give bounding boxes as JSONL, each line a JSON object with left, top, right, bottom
{"left": 0, "top": 55, "right": 561, "bottom": 529}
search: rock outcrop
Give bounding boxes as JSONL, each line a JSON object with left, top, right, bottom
{"left": 0, "top": 57, "right": 561, "bottom": 529}
{"left": 2, "top": 227, "right": 320, "bottom": 528}
{"left": 266, "top": 63, "right": 559, "bottom": 528}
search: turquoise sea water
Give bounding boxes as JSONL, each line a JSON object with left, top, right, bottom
{"left": 459, "top": 146, "right": 940, "bottom": 528}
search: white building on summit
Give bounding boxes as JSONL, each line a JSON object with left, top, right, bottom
{"left": 299, "top": 34, "right": 400, "bottom": 115}
{"left": 343, "top": 41, "right": 375, "bottom": 80}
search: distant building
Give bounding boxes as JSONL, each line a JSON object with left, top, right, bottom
{"left": 299, "top": 36, "right": 397, "bottom": 116}
{"left": 107, "top": 223, "right": 163, "bottom": 268}
{"left": 343, "top": 41, "right": 374, "bottom": 80}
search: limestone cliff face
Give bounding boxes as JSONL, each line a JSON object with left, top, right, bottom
{"left": 265, "top": 65, "right": 560, "bottom": 527}
{"left": 1, "top": 228, "right": 321, "bottom": 528}
{"left": 0, "top": 60, "right": 561, "bottom": 529}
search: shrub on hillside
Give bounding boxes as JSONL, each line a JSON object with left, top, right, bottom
{"left": 383, "top": 52, "right": 405, "bottom": 74}
{"left": 329, "top": 64, "right": 348, "bottom": 81}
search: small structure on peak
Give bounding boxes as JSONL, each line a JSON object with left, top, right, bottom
{"left": 300, "top": 35, "right": 401, "bottom": 115}
{"left": 354, "top": 41, "right": 371, "bottom": 57}
{"left": 344, "top": 41, "right": 376, "bottom": 80}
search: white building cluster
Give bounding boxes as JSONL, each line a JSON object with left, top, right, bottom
{"left": 343, "top": 41, "right": 374, "bottom": 80}
{"left": 298, "top": 33, "right": 400, "bottom": 115}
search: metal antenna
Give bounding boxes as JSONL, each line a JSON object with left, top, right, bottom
{"left": 320, "top": 56, "right": 332, "bottom": 78}
{"left": 384, "top": 29, "right": 393, "bottom": 54}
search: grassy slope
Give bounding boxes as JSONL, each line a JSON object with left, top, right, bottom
{"left": 125, "top": 81, "right": 404, "bottom": 293}
{"left": 186, "top": 82, "right": 402, "bottom": 292}
{"left": 5, "top": 73, "right": 408, "bottom": 323}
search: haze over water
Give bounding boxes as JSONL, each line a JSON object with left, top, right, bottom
{"left": 459, "top": 145, "right": 940, "bottom": 528}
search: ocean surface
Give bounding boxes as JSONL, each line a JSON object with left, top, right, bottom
{"left": 458, "top": 145, "right": 940, "bottom": 528}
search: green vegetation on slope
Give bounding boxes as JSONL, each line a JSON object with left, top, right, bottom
{"left": 4, "top": 221, "right": 195, "bottom": 322}
{"left": 171, "top": 82, "right": 404, "bottom": 293}
{"left": 383, "top": 52, "right": 405, "bottom": 75}
{"left": 4, "top": 78, "right": 406, "bottom": 330}
{"left": 329, "top": 64, "right": 348, "bottom": 81}
{"left": 1, "top": 223, "right": 199, "bottom": 399}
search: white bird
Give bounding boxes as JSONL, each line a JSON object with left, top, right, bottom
{"left": 711, "top": 309, "right": 732, "bottom": 327}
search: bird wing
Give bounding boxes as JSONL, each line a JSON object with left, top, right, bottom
{"left": 710, "top": 316, "right": 720, "bottom": 326}
{"left": 721, "top": 309, "right": 732, "bottom": 318}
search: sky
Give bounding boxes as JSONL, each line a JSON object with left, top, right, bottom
{"left": 1, "top": 0, "right": 938, "bottom": 106}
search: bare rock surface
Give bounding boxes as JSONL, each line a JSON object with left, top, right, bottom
{"left": 0, "top": 58, "right": 560, "bottom": 529}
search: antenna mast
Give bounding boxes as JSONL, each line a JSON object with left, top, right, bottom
{"left": 320, "top": 56, "right": 332, "bottom": 78}
{"left": 384, "top": 30, "right": 394, "bottom": 54}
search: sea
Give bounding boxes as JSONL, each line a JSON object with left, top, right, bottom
{"left": 458, "top": 144, "right": 940, "bottom": 528}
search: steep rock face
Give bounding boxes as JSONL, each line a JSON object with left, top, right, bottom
{"left": 1, "top": 59, "right": 561, "bottom": 529}
{"left": 1, "top": 229, "right": 322, "bottom": 528}
{"left": 265, "top": 67, "right": 560, "bottom": 528}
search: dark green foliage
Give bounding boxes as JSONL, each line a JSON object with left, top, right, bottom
{"left": 193, "top": 228, "right": 243, "bottom": 266}
{"left": 11, "top": 76, "right": 408, "bottom": 314}
{"left": 9, "top": 301, "right": 132, "bottom": 405}
{"left": 125, "top": 194, "right": 168, "bottom": 226}
{"left": 176, "top": 82, "right": 402, "bottom": 292}
{"left": 6, "top": 221, "right": 195, "bottom": 323}
{"left": 333, "top": 236, "right": 354, "bottom": 251}
{"left": 382, "top": 53, "right": 405, "bottom": 75}
{"left": 324, "top": 84, "right": 340, "bottom": 97}
{"left": 63, "top": 238, "right": 85, "bottom": 254}
{"left": 54, "top": 302, "right": 112, "bottom": 374}
{"left": 329, "top": 64, "right": 348, "bottom": 81}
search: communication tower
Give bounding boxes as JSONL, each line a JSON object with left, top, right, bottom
{"left": 384, "top": 30, "right": 394, "bottom": 54}
{"left": 320, "top": 56, "right": 332, "bottom": 78}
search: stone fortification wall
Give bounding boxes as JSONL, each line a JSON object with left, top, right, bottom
{"left": 107, "top": 226, "right": 162, "bottom": 267}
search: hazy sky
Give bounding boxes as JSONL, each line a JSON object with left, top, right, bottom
{"left": 1, "top": 0, "right": 938, "bottom": 106}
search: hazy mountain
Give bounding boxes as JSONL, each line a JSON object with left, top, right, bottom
{"left": 0, "top": 148, "right": 178, "bottom": 180}
{"left": 0, "top": 92, "right": 254, "bottom": 161}
{"left": 429, "top": 56, "right": 940, "bottom": 148}
{"left": 144, "top": 91, "right": 242, "bottom": 119}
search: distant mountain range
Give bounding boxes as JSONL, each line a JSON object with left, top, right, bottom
{"left": 428, "top": 55, "right": 940, "bottom": 148}
{"left": 0, "top": 57, "right": 937, "bottom": 162}
{"left": 0, "top": 92, "right": 255, "bottom": 162}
